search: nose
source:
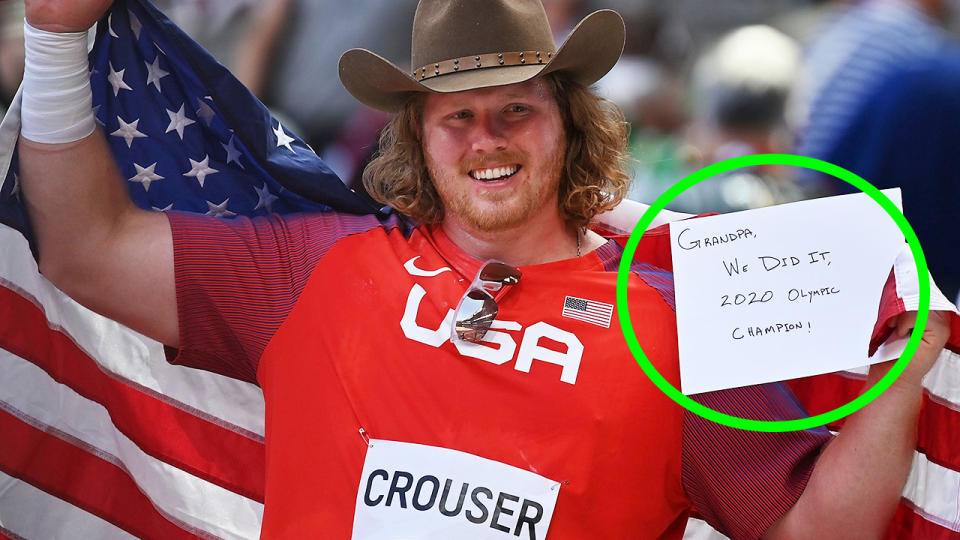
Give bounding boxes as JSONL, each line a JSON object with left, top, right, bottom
{"left": 469, "top": 115, "right": 507, "bottom": 154}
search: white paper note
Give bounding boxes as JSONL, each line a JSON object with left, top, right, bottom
{"left": 670, "top": 189, "right": 904, "bottom": 394}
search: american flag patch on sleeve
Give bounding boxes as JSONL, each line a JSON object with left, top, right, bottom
{"left": 562, "top": 296, "right": 614, "bottom": 328}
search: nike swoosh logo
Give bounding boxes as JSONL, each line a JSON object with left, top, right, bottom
{"left": 403, "top": 256, "right": 452, "bottom": 277}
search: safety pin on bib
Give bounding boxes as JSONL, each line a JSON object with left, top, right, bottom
{"left": 359, "top": 427, "right": 372, "bottom": 447}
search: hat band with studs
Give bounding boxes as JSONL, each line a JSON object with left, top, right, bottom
{"left": 413, "top": 50, "right": 554, "bottom": 81}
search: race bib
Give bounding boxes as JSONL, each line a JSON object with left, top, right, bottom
{"left": 352, "top": 439, "right": 561, "bottom": 540}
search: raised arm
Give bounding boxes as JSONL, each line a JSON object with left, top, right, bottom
{"left": 20, "top": 0, "right": 178, "bottom": 346}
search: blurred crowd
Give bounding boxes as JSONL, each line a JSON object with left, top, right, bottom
{"left": 0, "top": 0, "right": 957, "bottom": 300}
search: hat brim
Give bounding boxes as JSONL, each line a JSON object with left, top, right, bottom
{"left": 339, "top": 10, "right": 626, "bottom": 113}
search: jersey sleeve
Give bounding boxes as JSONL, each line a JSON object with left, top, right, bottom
{"left": 681, "top": 383, "right": 833, "bottom": 539}
{"left": 164, "top": 210, "right": 389, "bottom": 383}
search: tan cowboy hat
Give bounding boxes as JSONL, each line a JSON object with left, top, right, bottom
{"left": 338, "top": 0, "right": 626, "bottom": 113}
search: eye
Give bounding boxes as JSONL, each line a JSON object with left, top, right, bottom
{"left": 450, "top": 110, "right": 472, "bottom": 120}
{"left": 506, "top": 104, "right": 529, "bottom": 114}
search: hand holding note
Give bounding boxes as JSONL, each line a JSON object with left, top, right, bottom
{"left": 870, "top": 309, "right": 951, "bottom": 391}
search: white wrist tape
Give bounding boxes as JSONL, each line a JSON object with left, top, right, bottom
{"left": 21, "top": 20, "right": 96, "bottom": 144}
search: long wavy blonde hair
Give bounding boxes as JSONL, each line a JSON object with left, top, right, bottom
{"left": 362, "top": 73, "right": 631, "bottom": 228}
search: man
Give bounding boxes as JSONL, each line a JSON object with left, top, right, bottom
{"left": 18, "top": 0, "right": 951, "bottom": 539}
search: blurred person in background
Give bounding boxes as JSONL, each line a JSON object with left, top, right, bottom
{"left": 622, "top": 24, "right": 810, "bottom": 214}
{"left": 793, "top": 0, "right": 960, "bottom": 303}
{"left": 683, "top": 24, "right": 808, "bottom": 212}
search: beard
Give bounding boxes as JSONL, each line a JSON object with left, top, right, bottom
{"left": 426, "top": 141, "right": 567, "bottom": 233}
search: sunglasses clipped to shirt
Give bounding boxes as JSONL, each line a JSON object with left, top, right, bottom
{"left": 451, "top": 261, "right": 522, "bottom": 343}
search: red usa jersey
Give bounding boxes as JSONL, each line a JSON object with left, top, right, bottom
{"left": 167, "top": 211, "right": 831, "bottom": 539}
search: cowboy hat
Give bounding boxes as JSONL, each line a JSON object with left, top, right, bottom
{"left": 338, "top": 0, "right": 625, "bottom": 113}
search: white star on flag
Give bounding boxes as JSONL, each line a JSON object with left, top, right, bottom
{"left": 145, "top": 56, "right": 170, "bottom": 92}
{"left": 151, "top": 203, "right": 174, "bottom": 212}
{"left": 110, "top": 116, "right": 148, "bottom": 148}
{"left": 220, "top": 134, "right": 243, "bottom": 168}
{"left": 205, "top": 199, "right": 237, "bottom": 218}
{"left": 127, "top": 162, "right": 164, "bottom": 192}
{"left": 165, "top": 104, "right": 196, "bottom": 140}
{"left": 274, "top": 122, "right": 296, "bottom": 153}
{"left": 196, "top": 97, "right": 217, "bottom": 126}
{"left": 107, "top": 62, "right": 132, "bottom": 96}
{"left": 183, "top": 155, "right": 219, "bottom": 187}
{"left": 253, "top": 182, "right": 279, "bottom": 212}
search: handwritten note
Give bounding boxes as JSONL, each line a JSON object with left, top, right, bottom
{"left": 671, "top": 189, "right": 904, "bottom": 395}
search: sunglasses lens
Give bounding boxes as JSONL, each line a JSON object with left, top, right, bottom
{"left": 479, "top": 262, "right": 522, "bottom": 285}
{"left": 452, "top": 261, "right": 521, "bottom": 343}
{"left": 454, "top": 289, "right": 498, "bottom": 341}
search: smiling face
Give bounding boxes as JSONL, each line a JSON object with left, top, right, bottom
{"left": 421, "top": 78, "right": 568, "bottom": 234}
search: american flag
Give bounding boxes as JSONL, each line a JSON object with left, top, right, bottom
{"left": 0, "top": 0, "right": 379, "bottom": 538}
{"left": 562, "top": 296, "right": 614, "bottom": 328}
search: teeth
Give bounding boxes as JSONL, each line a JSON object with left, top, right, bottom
{"left": 472, "top": 165, "right": 518, "bottom": 180}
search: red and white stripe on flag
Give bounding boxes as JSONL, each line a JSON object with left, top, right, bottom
{"left": 0, "top": 224, "right": 266, "bottom": 538}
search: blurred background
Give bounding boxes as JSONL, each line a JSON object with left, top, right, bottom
{"left": 1, "top": 0, "right": 957, "bottom": 301}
